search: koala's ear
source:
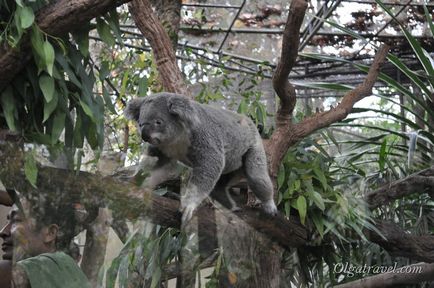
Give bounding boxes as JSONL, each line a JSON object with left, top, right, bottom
{"left": 167, "top": 95, "right": 199, "bottom": 126}
{"left": 124, "top": 98, "right": 145, "bottom": 121}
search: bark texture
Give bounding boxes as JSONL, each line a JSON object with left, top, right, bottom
{"left": 0, "top": 0, "right": 131, "bottom": 92}
{"left": 366, "top": 220, "right": 434, "bottom": 263}
{"left": 365, "top": 166, "right": 434, "bottom": 208}
{"left": 128, "top": 0, "right": 188, "bottom": 96}
{"left": 0, "top": 141, "right": 307, "bottom": 250}
{"left": 149, "top": 0, "right": 182, "bottom": 50}
{"left": 81, "top": 208, "right": 111, "bottom": 287}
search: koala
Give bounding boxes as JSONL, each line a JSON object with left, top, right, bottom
{"left": 124, "top": 92, "right": 277, "bottom": 223}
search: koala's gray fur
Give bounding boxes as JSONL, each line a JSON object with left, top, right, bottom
{"left": 125, "top": 92, "right": 277, "bottom": 222}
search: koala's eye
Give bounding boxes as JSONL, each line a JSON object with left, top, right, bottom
{"left": 155, "top": 119, "right": 162, "bottom": 125}
{"left": 140, "top": 122, "right": 150, "bottom": 127}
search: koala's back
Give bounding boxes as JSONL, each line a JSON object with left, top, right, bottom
{"left": 192, "top": 103, "right": 260, "bottom": 173}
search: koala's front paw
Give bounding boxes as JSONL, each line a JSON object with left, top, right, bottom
{"left": 180, "top": 201, "right": 199, "bottom": 226}
{"left": 262, "top": 200, "right": 278, "bottom": 216}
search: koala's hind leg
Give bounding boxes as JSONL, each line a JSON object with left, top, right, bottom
{"left": 243, "top": 141, "right": 277, "bottom": 216}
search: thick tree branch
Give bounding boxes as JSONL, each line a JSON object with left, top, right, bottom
{"left": 265, "top": 45, "right": 389, "bottom": 179}
{"left": 0, "top": 0, "right": 131, "bottom": 92}
{"left": 272, "top": 0, "right": 307, "bottom": 124}
{"left": 365, "top": 166, "right": 434, "bottom": 208}
{"left": 365, "top": 220, "right": 434, "bottom": 263}
{"left": 149, "top": 0, "right": 182, "bottom": 50}
{"left": 335, "top": 262, "right": 434, "bottom": 288}
{"left": 128, "top": 0, "right": 188, "bottom": 96}
{"left": 293, "top": 44, "right": 390, "bottom": 138}
{"left": 0, "top": 141, "right": 307, "bottom": 250}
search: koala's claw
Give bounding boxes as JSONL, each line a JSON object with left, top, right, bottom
{"left": 180, "top": 202, "right": 198, "bottom": 226}
{"left": 263, "top": 200, "right": 278, "bottom": 216}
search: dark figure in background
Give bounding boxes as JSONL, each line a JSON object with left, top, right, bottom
{"left": 0, "top": 190, "right": 90, "bottom": 288}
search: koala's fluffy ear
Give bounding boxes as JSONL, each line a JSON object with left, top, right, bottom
{"left": 124, "top": 98, "right": 145, "bottom": 121}
{"left": 167, "top": 95, "right": 199, "bottom": 126}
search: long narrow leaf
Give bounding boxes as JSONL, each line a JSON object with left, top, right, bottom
{"left": 375, "top": 0, "right": 434, "bottom": 89}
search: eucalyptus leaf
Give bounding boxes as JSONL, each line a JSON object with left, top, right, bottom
{"left": 42, "top": 90, "right": 58, "bottom": 123}
{"left": 16, "top": 6, "right": 34, "bottom": 29}
{"left": 1, "top": 86, "right": 17, "bottom": 131}
{"left": 96, "top": 18, "right": 116, "bottom": 47}
{"left": 43, "top": 41, "right": 55, "bottom": 76}
{"left": 296, "top": 195, "right": 307, "bottom": 225}
{"left": 39, "top": 74, "right": 55, "bottom": 102}
{"left": 24, "top": 152, "right": 38, "bottom": 188}
{"left": 51, "top": 112, "right": 66, "bottom": 144}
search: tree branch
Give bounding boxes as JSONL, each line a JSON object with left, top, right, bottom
{"left": 0, "top": 0, "right": 131, "bottom": 92}
{"left": 265, "top": 44, "right": 389, "bottom": 179}
{"left": 366, "top": 220, "right": 434, "bottom": 263}
{"left": 335, "top": 262, "right": 434, "bottom": 288}
{"left": 365, "top": 166, "right": 434, "bottom": 208}
{"left": 272, "top": 0, "right": 307, "bottom": 124}
{"left": 128, "top": 0, "right": 188, "bottom": 96}
{"left": 0, "top": 141, "right": 307, "bottom": 250}
{"left": 292, "top": 44, "right": 390, "bottom": 139}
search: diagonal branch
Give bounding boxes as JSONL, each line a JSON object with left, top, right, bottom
{"left": 272, "top": 0, "right": 308, "bottom": 125}
{"left": 0, "top": 0, "right": 131, "bottom": 92}
{"left": 128, "top": 0, "right": 188, "bottom": 96}
{"left": 365, "top": 220, "right": 434, "bottom": 263}
{"left": 365, "top": 166, "right": 434, "bottom": 208}
{"left": 265, "top": 44, "right": 389, "bottom": 180}
{"left": 293, "top": 44, "right": 390, "bottom": 138}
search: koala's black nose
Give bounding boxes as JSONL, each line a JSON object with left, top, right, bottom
{"left": 141, "top": 132, "right": 150, "bottom": 142}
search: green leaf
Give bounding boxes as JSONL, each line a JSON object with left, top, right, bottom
{"left": 0, "top": 86, "right": 17, "bottom": 131}
{"left": 336, "top": 194, "right": 349, "bottom": 215}
{"left": 118, "top": 254, "right": 129, "bottom": 287}
{"left": 105, "top": 256, "right": 121, "bottom": 288}
{"left": 79, "top": 100, "right": 95, "bottom": 121}
{"left": 423, "top": 4, "right": 434, "bottom": 38}
{"left": 284, "top": 201, "right": 291, "bottom": 217}
{"left": 375, "top": 0, "right": 434, "bottom": 89}
{"left": 106, "top": 10, "right": 123, "bottom": 44}
{"left": 99, "top": 61, "right": 110, "bottom": 80}
{"left": 51, "top": 112, "right": 65, "bottom": 144}
{"left": 296, "top": 195, "right": 307, "bottom": 225}
{"left": 24, "top": 152, "right": 38, "bottom": 188}
{"left": 43, "top": 41, "right": 55, "bottom": 76}
{"left": 39, "top": 74, "right": 55, "bottom": 102}
{"left": 72, "top": 29, "right": 90, "bottom": 57}
{"left": 96, "top": 18, "right": 116, "bottom": 46}
{"left": 311, "top": 211, "right": 324, "bottom": 238}
{"left": 73, "top": 112, "right": 84, "bottom": 148}
{"left": 378, "top": 138, "right": 387, "bottom": 171}
{"left": 309, "top": 190, "right": 325, "bottom": 211}
{"left": 150, "top": 266, "right": 161, "bottom": 288}
{"left": 42, "top": 89, "right": 58, "bottom": 122}
{"left": 277, "top": 166, "right": 285, "bottom": 189}
{"left": 237, "top": 99, "right": 248, "bottom": 114}
{"left": 16, "top": 6, "right": 34, "bottom": 29}
{"left": 138, "top": 77, "right": 148, "bottom": 97}
{"left": 293, "top": 81, "right": 353, "bottom": 91}
{"left": 102, "top": 86, "right": 116, "bottom": 114}
{"left": 313, "top": 165, "right": 327, "bottom": 190}
{"left": 30, "top": 26, "right": 45, "bottom": 72}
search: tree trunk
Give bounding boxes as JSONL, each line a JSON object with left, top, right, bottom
{"left": 81, "top": 208, "right": 111, "bottom": 287}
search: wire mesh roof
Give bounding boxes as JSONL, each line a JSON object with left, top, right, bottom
{"left": 120, "top": 0, "right": 434, "bottom": 93}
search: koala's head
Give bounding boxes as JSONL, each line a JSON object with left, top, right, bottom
{"left": 124, "top": 93, "right": 198, "bottom": 146}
